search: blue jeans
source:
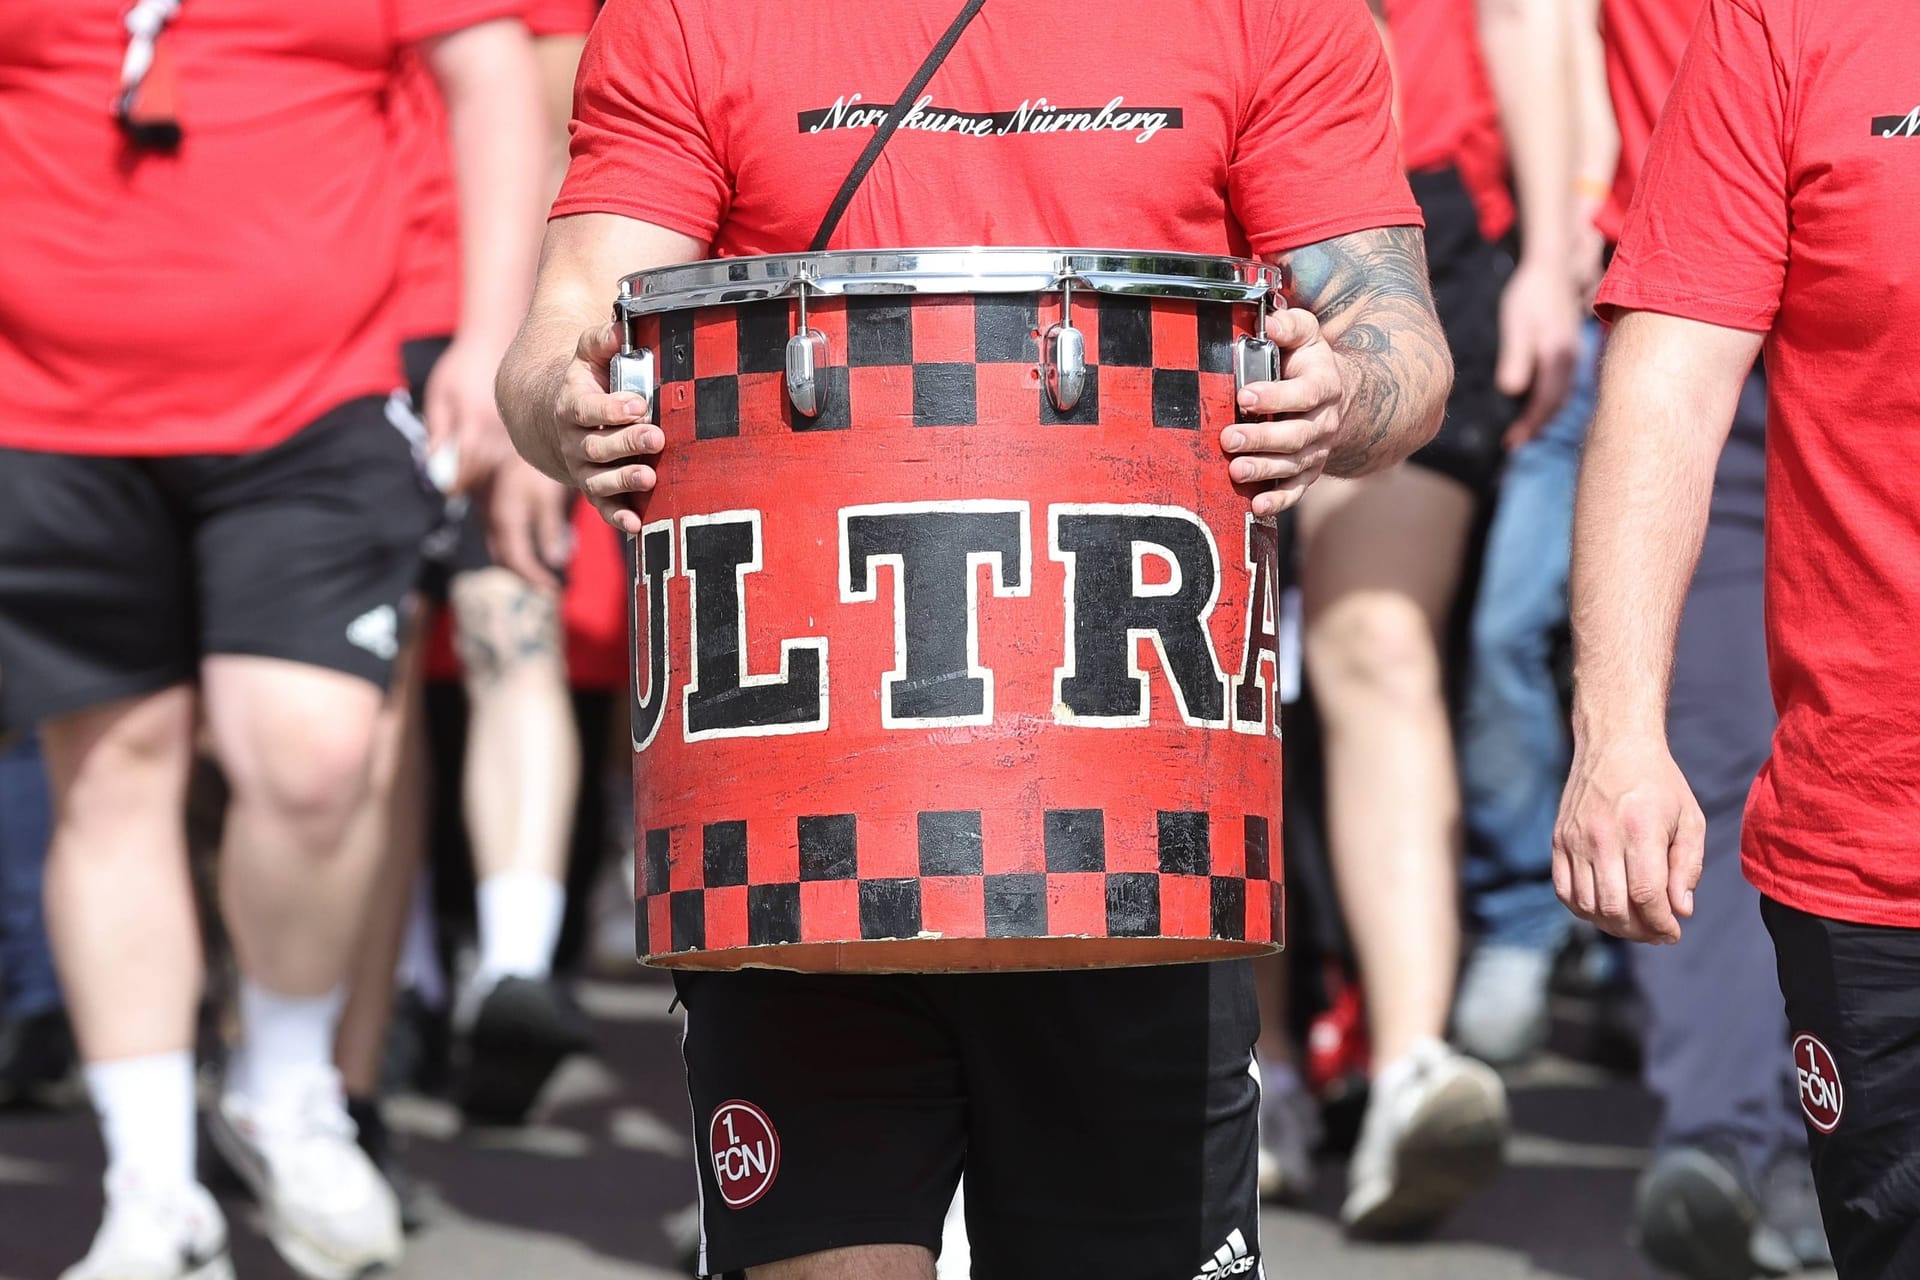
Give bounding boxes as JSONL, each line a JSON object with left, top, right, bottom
{"left": 1458, "top": 319, "right": 1602, "bottom": 952}
{"left": 0, "top": 734, "right": 61, "bottom": 1021}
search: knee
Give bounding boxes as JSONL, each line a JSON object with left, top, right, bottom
{"left": 43, "top": 695, "right": 193, "bottom": 827}
{"left": 1308, "top": 598, "right": 1443, "bottom": 713}
{"left": 224, "top": 716, "right": 377, "bottom": 847}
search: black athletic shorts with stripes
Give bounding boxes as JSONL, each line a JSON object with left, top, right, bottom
{"left": 676, "top": 959, "right": 1261, "bottom": 1279}
{"left": 0, "top": 397, "right": 436, "bottom": 730}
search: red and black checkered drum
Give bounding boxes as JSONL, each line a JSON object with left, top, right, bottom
{"left": 616, "top": 249, "right": 1285, "bottom": 972}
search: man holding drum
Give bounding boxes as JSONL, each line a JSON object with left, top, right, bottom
{"left": 501, "top": 0, "right": 1459, "bottom": 1275}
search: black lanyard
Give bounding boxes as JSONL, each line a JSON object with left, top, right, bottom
{"left": 808, "top": 0, "right": 987, "bottom": 252}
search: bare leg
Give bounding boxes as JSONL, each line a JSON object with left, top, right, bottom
{"left": 336, "top": 622, "right": 430, "bottom": 1098}
{"left": 42, "top": 687, "right": 218, "bottom": 1259}
{"left": 200, "top": 654, "right": 404, "bottom": 1275}
{"left": 202, "top": 655, "right": 385, "bottom": 998}
{"left": 1296, "top": 467, "right": 1475, "bottom": 1071}
{"left": 450, "top": 567, "right": 578, "bottom": 979}
{"left": 751, "top": 1245, "right": 936, "bottom": 1280}
{"left": 447, "top": 568, "right": 587, "bottom": 1123}
{"left": 40, "top": 688, "right": 200, "bottom": 1064}
{"left": 452, "top": 568, "right": 577, "bottom": 888}
{"left": 1254, "top": 952, "right": 1293, "bottom": 1066}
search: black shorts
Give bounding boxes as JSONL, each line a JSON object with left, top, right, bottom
{"left": 675, "top": 961, "right": 1261, "bottom": 1280}
{"left": 0, "top": 396, "right": 436, "bottom": 730}
{"left": 1407, "top": 165, "right": 1516, "bottom": 494}
{"left": 1763, "top": 895, "right": 1920, "bottom": 1279}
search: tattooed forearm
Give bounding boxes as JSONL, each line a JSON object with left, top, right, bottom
{"left": 1273, "top": 226, "right": 1452, "bottom": 476}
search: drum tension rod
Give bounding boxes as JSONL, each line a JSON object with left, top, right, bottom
{"left": 785, "top": 276, "right": 831, "bottom": 418}
{"left": 1043, "top": 278, "right": 1086, "bottom": 414}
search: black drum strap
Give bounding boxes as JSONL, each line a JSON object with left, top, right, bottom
{"left": 808, "top": 0, "right": 987, "bottom": 252}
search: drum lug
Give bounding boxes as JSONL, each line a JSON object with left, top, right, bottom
{"left": 786, "top": 283, "right": 831, "bottom": 418}
{"left": 609, "top": 348, "right": 657, "bottom": 421}
{"left": 1043, "top": 323, "right": 1086, "bottom": 414}
{"left": 1231, "top": 334, "right": 1278, "bottom": 401}
{"left": 1232, "top": 290, "right": 1282, "bottom": 408}
{"left": 785, "top": 329, "right": 830, "bottom": 418}
{"left": 1042, "top": 280, "right": 1086, "bottom": 414}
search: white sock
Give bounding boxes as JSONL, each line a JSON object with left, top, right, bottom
{"left": 231, "top": 981, "right": 345, "bottom": 1111}
{"left": 475, "top": 870, "right": 566, "bottom": 987}
{"left": 85, "top": 1051, "right": 198, "bottom": 1188}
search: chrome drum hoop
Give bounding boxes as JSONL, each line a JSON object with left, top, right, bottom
{"left": 614, "top": 247, "right": 1281, "bottom": 320}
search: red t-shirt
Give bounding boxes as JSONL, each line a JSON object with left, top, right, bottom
{"left": 553, "top": 0, "right": 1421, "bottom": 259}
{"left": 0, "top": 0, "right": 514, "bottom": 456}
{"left": 394, "top": 0, "right": 598, "bottom": 341}
{"left": 1383, "top": 0, "right": 1515, "bottom": 243}
{"left": 1596, "top": 0, "right": 1920, "bottom": 927}
{"left": 1596, "top": 0, "right": 1703, "bottom": 240}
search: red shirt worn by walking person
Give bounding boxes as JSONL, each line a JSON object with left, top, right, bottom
{"left": 553, "top": 0, "right": 1420, "bottom": 256}
{"left": 1596, "top": 0, "right": 1704, "bottom": 239}
{"left": 0, "top": 0, "right": 519, "bottom": 456}
{"left": 1383, "top": 0, "right": 1514, "bottom": 242}
{"left": 393, "top": 0, "right": 599, "bottom": 341}
{"left": 1597, "top": 0, "right": 1920, "bottom": 926}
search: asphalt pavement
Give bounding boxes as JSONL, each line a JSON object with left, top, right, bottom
{"left": 0, "top": 972, "right": 1834, "bottom": 1280}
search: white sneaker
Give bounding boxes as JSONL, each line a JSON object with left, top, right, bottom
{"left": 1342, "top": 1038, "right": 1508, "bottom": 1238}
{"left": 1452, "top": 944, "right": 1553, "bottom": 1065}
{"left": 60, "top": 1170, "right": 233, "bottom": 1280}
{"left": 207, "top": 1069, "right": 402, "bottom": 1279}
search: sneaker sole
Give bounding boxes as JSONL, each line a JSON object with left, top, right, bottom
{"left": 205, "top": 1107, "right": 402, "bottom": 1280}
{"left": 456, "top": 984, "right": 590, "bottom": 1127}
{"left": 1343, "top": 1068, "right": 1509, "bottom": 1239}
{"left": 1634, "top": 1148, "right": 1760, "bottom": 1280}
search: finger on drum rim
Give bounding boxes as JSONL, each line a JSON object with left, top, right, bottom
{"left": 578, "top": 321, "right": 622, "bottom": 363}
{"left": 1264, "top": 305, "right": 1316, "bottom": 346}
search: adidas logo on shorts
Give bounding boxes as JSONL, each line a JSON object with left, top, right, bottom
{"left": 346, "top": 604, "right": 399, "bottom": 661}
{"left": 1192, "top": 1228, "right": 1259, "bottom": 1279}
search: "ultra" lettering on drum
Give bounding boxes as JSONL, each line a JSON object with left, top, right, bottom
{"left": 629, "top": 503, "right": 1281, "bottom": 748}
